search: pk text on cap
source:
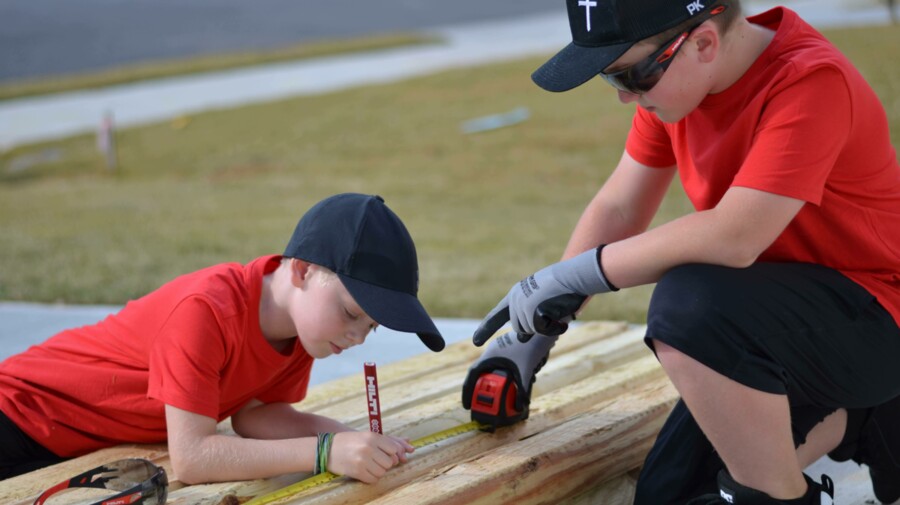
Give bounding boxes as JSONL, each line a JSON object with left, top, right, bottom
{"left": 284, "top": 193, "right": 445, "bottom": 352}
{"left": 532, "top": 0, "right": 720, "bottom": 92}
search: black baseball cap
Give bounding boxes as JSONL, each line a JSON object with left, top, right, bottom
{"left": 284, "top": 193, "right": 445, "bottom": 352}
{"left": 533, "top": 0, "right": 720, "bottom": 92}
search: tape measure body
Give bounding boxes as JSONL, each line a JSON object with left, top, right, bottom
{"left": 244, "top": 421, "right": 485, "bottom": 505}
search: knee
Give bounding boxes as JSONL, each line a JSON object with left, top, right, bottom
{"left": 649, "top": 264, "right": 729, "bottom": 337}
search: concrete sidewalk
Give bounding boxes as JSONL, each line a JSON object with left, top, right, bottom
{"left": 0, "top": 11, "right": 570, "bottom": 151}
{"left": 0, "top": 0, "right": 895, "bottom": 151}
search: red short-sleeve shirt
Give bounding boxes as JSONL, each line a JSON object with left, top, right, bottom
{"left": 625, "top": 7, "right": 900, "bottom": 325}
{"left": 0, "top": 255, "right": 313, "bottom": 457}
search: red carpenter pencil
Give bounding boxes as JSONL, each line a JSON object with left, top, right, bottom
{"left": 364, "top": 362, "right": 382, "bottom": 434}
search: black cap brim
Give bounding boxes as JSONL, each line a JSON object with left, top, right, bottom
{"left": 532, "top": 40, "right": 634, "bottom": 92}
{"left": 338, "top": 274, "right": 445, "bottom": 352}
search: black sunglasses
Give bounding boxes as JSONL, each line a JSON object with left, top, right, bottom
{"left": 34, "top": 458, "right": 168, "bottom": 505}
{"left": 600, "top": 5, "right": 728, "bottom": 95}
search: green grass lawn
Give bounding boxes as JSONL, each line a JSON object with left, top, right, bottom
{"left": 1, "top": 24, "right": 898, "bottom": 325}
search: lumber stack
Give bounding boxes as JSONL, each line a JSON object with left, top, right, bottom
{"left": 1, "top": 322, "right": 679, "bottom": 504}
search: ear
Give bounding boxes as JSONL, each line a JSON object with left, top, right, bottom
{"left": 288, "top": 258, "right": 313, "bottom": 287}
{"left": 690, "top": 24, "right": 720, "bottom": 64}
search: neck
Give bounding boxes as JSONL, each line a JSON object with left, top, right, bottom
{"left": 710, "top": 20, "right": 775, "bottom": 94}
{"left": 259, "top": 262, "right": 297, "bottom": 346}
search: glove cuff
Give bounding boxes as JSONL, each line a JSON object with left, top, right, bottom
{"left": 596, "top": 244, "right": 619, "bottom": 291}
{"left": 563, "top": 247, "right": 618, "bottom": 294}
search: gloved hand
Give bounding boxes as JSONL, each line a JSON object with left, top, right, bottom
{"left": 461, "top": 331, "right": 557, "bottom": 416}
{"left": 472, "top": 247, "right": 616, "bottom": 346}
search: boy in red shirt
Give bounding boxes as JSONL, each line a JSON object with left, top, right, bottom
{"left": 0, "top": 193, "right": 444, "bottom": 485}
{"left": 463, "top": 1, "right": 900, "bottom": 503}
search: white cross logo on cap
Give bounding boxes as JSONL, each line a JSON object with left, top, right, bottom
{"left": 578, "top": 0, "right": 598, "bottom": 31}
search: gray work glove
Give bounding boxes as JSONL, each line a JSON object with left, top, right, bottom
{"left": 461, "top": 331, "right": 557, "bottom": 416}
{"left": 472, "top": 247, "right": 616, "bottom": 346}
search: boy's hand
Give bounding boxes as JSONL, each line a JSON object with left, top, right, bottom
{"left": 328, "top": 431, "right": 414, "bottom": 483}
{"left": 474, "top": 249, "right": 613, "bottom": 343}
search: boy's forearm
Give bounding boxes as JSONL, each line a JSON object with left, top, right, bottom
{"left": 172, "top": 433, "right": 319, "bottom": 484}
{"left": 563, "top": 154, "right": 675, "bottom": 260}
{"left": 167, "top": 402, "right": 352, "bottom": 484}
{"left": 564, "top": 193, "right": 636, "bottom": 259}
{"left": 601, "top": 187, "right": 805, "bottom": 289}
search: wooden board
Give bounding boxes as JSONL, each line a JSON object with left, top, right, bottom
{"left": 0, "top": 321, "right": 885, "bottom": 504}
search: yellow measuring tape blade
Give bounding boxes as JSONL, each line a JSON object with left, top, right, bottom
{"left": 244, "top": 421, "right": 486, "bottom": 505}
{"left": 410, "top": 420, "right": 484, "bottom": 448}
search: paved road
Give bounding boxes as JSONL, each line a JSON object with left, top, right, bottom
{"left": 0, "top": 0, "right": 558, "bottom": 83}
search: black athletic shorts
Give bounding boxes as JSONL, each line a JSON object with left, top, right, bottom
{"left": 635, "top": 262, "right": 900, "bottom": 505}
{"left": 0, "top": 410, "right": 64, "bottom": 480}
{"left": 645, "top": 262, "right": 900, "bottom": 410}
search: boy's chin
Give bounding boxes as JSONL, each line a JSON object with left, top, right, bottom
{"left": 296, "top": 340, "right": 327, "bottom": 359}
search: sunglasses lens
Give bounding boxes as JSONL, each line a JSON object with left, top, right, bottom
{"left": 601, "top": 69, "right": 659, "bottom": 95}
{"left": 146, "top": 484, "right": 168, "bottom": 505}
{"left": 630, "top": 68, "right": 665, "bottom": 93}
{"left": 156, "top": 468, "right": 168, "bottom": 505}
{"left": 108, "top": 459, "right": 168, "bottom": 504}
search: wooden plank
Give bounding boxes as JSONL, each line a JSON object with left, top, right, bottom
{"left": 166, "top": 473, "right": 306, "bottom": 505}
{"left": 561, "top": 471, "right": 638, "bottom": 505}
{"left": 179, "top": 321, "right": 646, "bottom": 505}
{"left": 302, "top": 322, "right": 632, "bottom": 423}
{"left": 316, "top": 325, "right": 649, "bottom": 436}
{"left": 298, "top": 321, "right": 629, "bottom": 416}
{"left": 0, "top": 444, "right": 170, "bottom": 505}
{"left": 366, "top": 377, "right": 678, "bottom": 505}
{"left": 242, "top": 354, "right": 667, "bottom": 504}
{"left": 6, "top": 317, "right": 883, "bottom": 505}
{"left": 213, "top": 321, "right": 631, "bottom": 435}
{"left": 0, "top": 322, "right": 637, "bottom": 505}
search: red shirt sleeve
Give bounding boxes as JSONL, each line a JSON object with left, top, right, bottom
{"left": 147, "top": 296, "right": 227, "bottom": 419}
{"left": 146, "top": 292, "right": 314, "bottom": 420}
{"left": 734, "top": 66, "right": 852, "bottom": 205}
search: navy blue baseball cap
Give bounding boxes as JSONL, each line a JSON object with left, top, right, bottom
{"left": 284, "top": 193, "right": 444, "bottom": 352}
{"left": 533, "top": 0, "right": 721, "bottom": 92}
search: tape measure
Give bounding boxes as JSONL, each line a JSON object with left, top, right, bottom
{"left": 243, "top": 421, "right": 486, "bottom": 505}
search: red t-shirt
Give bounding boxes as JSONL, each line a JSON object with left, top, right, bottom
{"left": 625, "top": 7, "right": 900, "bottom": 325}
{"left": 0, "top": 255, "right": 314, "bottom": 457}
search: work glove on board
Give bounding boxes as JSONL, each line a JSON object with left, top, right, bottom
{"left": 472, "top": 247, "right": 617, "bottom": 346}
{"left": 461, "top": 331, "right": 557, "bottom": 420}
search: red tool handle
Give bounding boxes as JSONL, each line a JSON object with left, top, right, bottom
{"left": 364, "top": 362, "right": 383, "bottom": 434}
